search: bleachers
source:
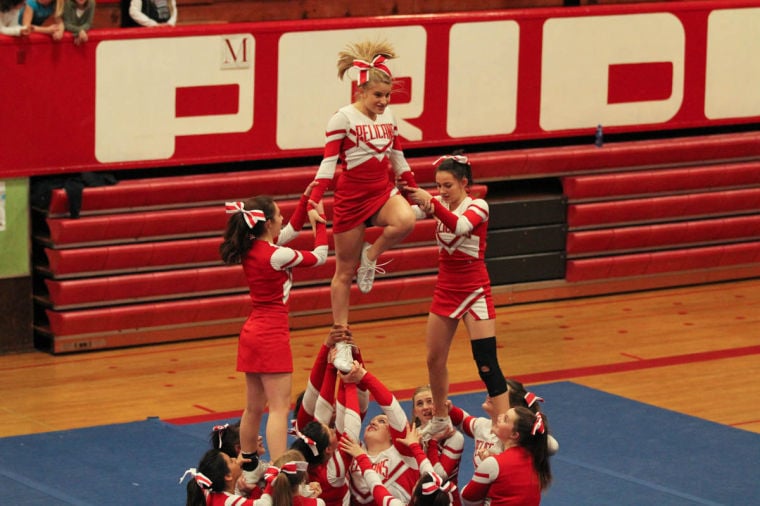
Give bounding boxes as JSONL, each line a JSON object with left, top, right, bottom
{"left": 563, "top": 158, "right": 760, "bottom": 284}
{"left": 32, "top": 131, "right": 760, "bottom": 353}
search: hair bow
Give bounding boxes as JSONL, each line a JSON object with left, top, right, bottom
{"left": 264, "top": 462, "right": 308, "bottom": 484}
{"left": 225, "top": 201, "right": 265, "bottom": 229}
{"left": 178, "top": 468, "right": 212, "bottom": 489}
{"left": 211, "top": 423, "right": 229, "bottom": 449}
{"left": 352, "top": 54, "right": 392, "bottom": 85}
{"left": 432, "top": 154, "right": 469, "bottom": 167}
{"left": 531, "top": 412, "right": 546, "bottom": 436}
{"left": 421, "top": 472, "right": 457, "bottom": 501}
{"left": 524, "top": 392, "right": 544, "bottom": 408}
{"left": 288, "top": 419, "right": 319, "bottom": 456}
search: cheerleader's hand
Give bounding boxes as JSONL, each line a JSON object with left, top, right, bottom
{"left": 307, "top": 482, "right": 322, "bottom": 497}
{"left": 397, "top": 423, "right": 422, "bottom": 447}
{"left": 339, "top": 435, "right": 366, "bottom": 458}
{"left": 405, "top": 187, "right": 433, "bottom": 208}
{"left": 236, "top": 476, "right": 257, "bottom": 497}
{"left": 326, "top": 324, "right": 353, "bottom": 347}
{"left": 307, "top": 206, "right": 326, "bottom": 227}
{"left": 339, "top": 361, "right": 366, "bottom": 384}
{"left": 476, "top": 447, "right": 493, "bottom": 462}
{"left": 257, "top": 435, "right": 266, "bottom": 456}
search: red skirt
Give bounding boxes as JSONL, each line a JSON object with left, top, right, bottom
{"left": 236, "top": 311, "right": 293, "bottom": 374}
{"left": 332, "top": 163, "right": 398, "bottom": 233}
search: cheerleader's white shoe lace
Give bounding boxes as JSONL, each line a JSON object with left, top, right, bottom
{"left": 356, "top": 242, "right": 391, "bottom": 294}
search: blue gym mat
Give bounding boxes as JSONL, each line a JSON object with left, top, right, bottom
{"left": 1, "top": 382, "right": 757, "bottom": 505}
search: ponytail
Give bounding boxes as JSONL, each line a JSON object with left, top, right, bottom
{"left": 512, "top": 407, "right": 553, "bottom": 491}
{"left": 220, "top": 196, "right": 275, "bottom": 264}
{"left": 181, "top": 449, "right": 229, "bottom": 506}
{"left": 270, "top": 472, "right": 295, "bottom": 506}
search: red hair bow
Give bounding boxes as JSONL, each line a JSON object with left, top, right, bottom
{"left": 524, "top": 392, "right": 544, "bottom": 408}
{"left": 225, "top": 201, "right": 265, "bottom": 229}
{"left": 288, "top": 419, "right": 319, "bottom": 456}
{"left": 432, "top": 154, "right": 469, "bottom": 167}
{"left": 178, "top": 468, "right": 212, "bottom": 490}
{"left": 353, "top": 54, "right": 392, "bottom": 85}
{"left": 421, "top": 472, "right": 457, "bottom": 501}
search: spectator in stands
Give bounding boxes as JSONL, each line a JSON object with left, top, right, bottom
{"left": 60, "top": 0, "right": 94, "bottom": 45}
{"left": 459, "top": 407, "right": 552, "bottom": 505}
{"left": 1, "top": 0, "right": 30, "bottom": 36}
{"left": 19, "top": 0, "right": 63, "bottom": 39}
{"left": 120, "top": 0, "right": 176, "bottom": 27}
{"left": 220, "top": 184, "right": 327, "bottom": 480}
{"left": 402, "top": 152, "right": 510, "bottom": 436}
{"left": 305, "top": 39, "right": 418, "bottom": 370}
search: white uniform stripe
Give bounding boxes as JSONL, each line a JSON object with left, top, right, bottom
{"left": 448, "top": 287, "right": 485, "bottom": 319}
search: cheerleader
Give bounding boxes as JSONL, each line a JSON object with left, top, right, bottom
{"left": 305, "top": 39, "right": 418, "bottom": 361}
{"left": 181, "top": 449, "right": 268, "bottom": 506}
{"left": 410, "top": 385, "right": 464, "bottom": 505}
{"left": 459, "top": 407, "right": 552, "bottom": 506}
{"left": 340, "top": 426, "right": 457, "bottom": 506}
{"left": 340, "top": 363, "right": 422, "bottom": 504}
{"left": 220, "top": 185, "right": 328, "bottom": 473}
{"left": 290, "top": 326, "right": 367, "bottom": 506}
{"left": 266, "top": 449, "right": 326, "bottom": 506}
{"left": 448, "top": 382, "right": 559, "bottom": 471}
{"left": 403, "top": 152, "right": 510, "bottom": 436}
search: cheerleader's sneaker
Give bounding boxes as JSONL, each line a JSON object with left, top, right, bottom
{"left": 332, "top": 341, "right": 354, "bottom": 373}
{"left": 356, "top": 242, "right": 390, "bottom": 294}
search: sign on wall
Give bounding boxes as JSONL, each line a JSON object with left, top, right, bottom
{"left": 1, "top": 1, "right": 759, "bottom": 177}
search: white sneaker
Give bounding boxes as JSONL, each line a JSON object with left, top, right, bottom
{"left": 356, "top": 242, "right": 390, "bottom": 294}
{"left": 332, "top": 341, "right": 354, "bottom": 373}
{"left": 241, "top": 458, "right": 265, "bottom": 485}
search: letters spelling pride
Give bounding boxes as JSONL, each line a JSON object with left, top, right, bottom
{"left": 45, "top": 3, "right": 757, "bottom": 172}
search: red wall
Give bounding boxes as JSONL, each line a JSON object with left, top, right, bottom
{"left": 2, "top": 0, "right": 759, "bottom": 177}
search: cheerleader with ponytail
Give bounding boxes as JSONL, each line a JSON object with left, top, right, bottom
{"left": 306, "top": 39, "right": 418, "bottom": 358}
{"left": 220, "top": 183, "right": 328, "bottom": 475}
{"left": 404, "top": 152, "right": 511, "bottom": 438}
{"left": 181, "top": 449, "right": 268, "bottom": 506}
{"left": 460, "top": 407, "right": 552, "bottom": 506}
{"left": 265, "top": 450, "right": 325, "bottom": 506}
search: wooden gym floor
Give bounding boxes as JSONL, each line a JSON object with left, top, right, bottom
{"left": 1, "top": 277, "right": 758, "bottom": 438}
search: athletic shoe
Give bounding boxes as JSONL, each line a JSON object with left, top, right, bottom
{"left": 332, "top": 341, "right": 354, "bottom": 373}
{"left": 356, "top": 242, "right": 390, "bottom": 294}
{"left": 241, "top": 453, "right": 261, "bottom": 484}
